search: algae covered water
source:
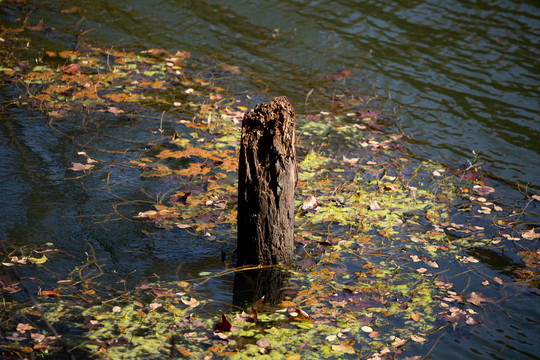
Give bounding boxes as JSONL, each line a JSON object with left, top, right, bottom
{"left": 0, "top": 1, "right": 539, "bottom": 359}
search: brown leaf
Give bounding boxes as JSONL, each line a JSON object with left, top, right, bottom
{"left": 142, "top": 48, "right": 172, "bottom": 58}
{"left": 467, "top": 292, "right": 487, "bottom": 306}
{"left": 342, "top": 155, "right": 359, "bottom": 164}
{"left": 392, "top": 338, "right": 407, "bottom": 347}
{"left": 327, "top": 69, "right": 351, "bottom": 81}
{"left": 369, "top": 200, "right": 382, "bottom": 211}
{"left": 522, "top": 228, "right": 540, "bottom": 240}
{"left": 331, "top": 339, "right": 355, "bottom": 354}
{"left": 181, "top": 297, "right": 200, "bottom": 308}
{"left": 16, "top": 323, "right": 36, "bottom": 333}
{"left": 69, "top": 162, "right": 94, "bottom": 171}
{"left": 252, "top": 296, "right": 265, "bottom": 312}
{"left": 383, "top": 183, "right": 399, "bottom": 192}
{"left": 410, "top": 334, "right": 427, "bottom": 342}
{"left": 217, "top": 64, "right": 241, "bottom": 74}
{"left": 473, "top": 185, "right": 495, "bottom": 196}
{"left": 97, "top": 106, "right": 124, "bottom": 116}
{"left": 256, "top": 337, "right": 270, "bottom": 348}
{"left": 301, "top": 195, "right": 318, "bottom": 211}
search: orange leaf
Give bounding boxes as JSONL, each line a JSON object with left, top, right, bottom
{"left": 411, "top": 313, "right": 420, "bottom": 321}
{"left": 41, "top": 290, "right": 60, "bottom": 297}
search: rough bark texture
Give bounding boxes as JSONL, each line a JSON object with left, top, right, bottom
{"left": 237, "top": 96, "right": 296, "bottom": 266}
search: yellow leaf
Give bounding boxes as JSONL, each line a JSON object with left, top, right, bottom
{"left": 332, "top": 339, "right": 355, "bottom": 354}
{"left": 28, "top": 255, "right": 48, "bottom": 264}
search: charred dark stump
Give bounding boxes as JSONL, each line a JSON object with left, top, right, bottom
{"left": 237, "top": 96, "right": 296, "bottom": 266}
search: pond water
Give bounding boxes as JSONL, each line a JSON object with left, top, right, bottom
{"left": 1, "top": 0, "right": 539, "bottom": 359}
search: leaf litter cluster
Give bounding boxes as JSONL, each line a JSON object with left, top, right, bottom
{"left": 1, "top": 36, "right": 539, "bottom": 359}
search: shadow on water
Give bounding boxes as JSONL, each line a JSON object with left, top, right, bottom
{"left": 232, "top": 267, "right": 289, "bottom": 309}
{"left": 1, "top": 1, "right": 539, "bottom": 359}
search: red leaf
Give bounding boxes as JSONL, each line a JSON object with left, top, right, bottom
{"left": 152, "top": 288, "right": 173, "bottom": 297}
{"left": 215, "top": 312, "right": 232, "bottom": 332}
{"left": 60, "top": 63, "right": 80, "bottom": 74}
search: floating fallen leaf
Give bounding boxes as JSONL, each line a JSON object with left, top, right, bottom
{"left": 410, "top": 334, "right": 427, "bottom": 342}
{"left": 481, "top": 280, "right": 489, "bottom": 286}
{"left": 467, "top": 292, "right": 486, "bottom": 306}
{"left": 459, "top": 255, "right": 479, "bottom": 263}
{"left": 181, "top": 297, "right": 200, "bottom": 308}
{"left": 97, "top": 106, "right": 124, "bottom": 115}
{"left": 522, "top": 228, "right": 540, "bottom": 240}
{"left": 31, "top": 333, "right": 46, "bottom": 342}
{"left": 342, "top": 155, "right": 359, "bottom": 164}
{"left": 69, "top": 162, "right": 94, "bottom": 171}
{"left": 60, "top": 63, "right": 80, "bottom": 74}
{"left": 41, "top": 290, "right": 60, "bottom": 297}
{"left": 216, "top": 312, "right": 232, "bottom": 332}
{"left": 6, "top": 333, "right": 27, "bottom": 341}
{"left": 410, "top": 313, "right": 420, "bottom": 321}
{"left": 327, "top": 69, "right": 351, "bottom": 81}
{"left": 289, "top": 307, "right": 310, "bottom": 321}
{"left": 423, "top": 258, "right": 439, "bottom": 268}
{"left": 149, "top": 302, "right": 162, "bottom": 311}
{"left": 285, "top": 356, "right": 301, "bottom": 360}
{"left": 152, "top": 288, "right": 173, "bottom": 297}
{"left": 369, "top": 200, "right": 382, "bottom": 211}
{"left": 302, "top": 195, "right": 318, "bottom": 211}
{"left": 256, "top": 337, "right": 270, "bottom": 348}
{"left": 383, "top": 183, "right": 399, "bottom": 192}
{"left": 361, "top": 326, "right": 373, "bottom": 333}
{"left": 473, "top": 185, "right": 495, "bottom": 196}
{"left": 112, "top": 306, "right": 122, "bottom": 313}
{"left": 391, "top": 338, "right": 407, "bottom": 347}
{"left": 216, "top": 63, "right": 241, "bottom": 74}
{"left": 28, "top": 255, "right": 48, "bottom": 264}
{"left": 493, "top": 277, "right": 503, "bottom": 285}
{"left": 16, "top": 323, "right": 36, "bottom": 333}
{"left": 331, "top": 339, "right": 355, "bottom": 354}
{"left": 10, "top": 256, "right": 28, "bottom": 264}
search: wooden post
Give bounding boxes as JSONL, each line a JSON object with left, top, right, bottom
{"left": 237, "top": 96, "right": 296, "bottom": 266}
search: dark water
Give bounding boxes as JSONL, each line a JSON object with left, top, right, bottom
{"left": 1, "top": 1, "right": 539, "bottom": 359}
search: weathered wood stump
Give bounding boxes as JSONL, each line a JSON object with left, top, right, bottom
{"left": 237, "top": 96, "right": 296, "bottom": 266}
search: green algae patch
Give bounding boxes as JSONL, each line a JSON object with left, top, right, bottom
{"left": 1, "top": 39, "right": 538, "bottom": 360}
